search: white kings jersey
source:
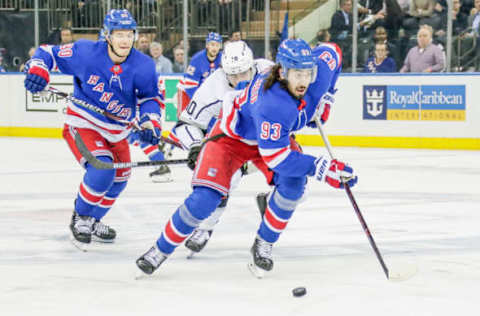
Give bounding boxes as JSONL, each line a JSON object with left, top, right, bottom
{"left": 174, "top": 58, "right": 274, "bottom": 150}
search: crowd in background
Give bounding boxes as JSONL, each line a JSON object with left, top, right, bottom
{"left": 2, "top": 0, "right": 480, "bottom": 73}
{"left": 325, "top": 0, "right": 480, "bottom": 72}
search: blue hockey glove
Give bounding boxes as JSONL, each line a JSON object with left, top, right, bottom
{"left": 24, "top": 59, "right": 50, "bottom": 93}
{"left": 314, "top": 157, "right": 357, "bottom": 189}
{"left": 138, "top": 113, "right": 162, "bottom": 145}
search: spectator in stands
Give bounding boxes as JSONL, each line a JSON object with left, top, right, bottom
{"left": 455, "top": 0, "right": 480, "bottom": 70}
{"left": 400, "top": 25, "right": 445, "bottom": 72}
{"left": 330, "top": 0, "right": 354, "bottom": 68}
{"left": 19, "top": 46, "right": 36, "bottom": 72}
{"left": 371, "top": 26, "right": 401, "bottom": 66}
{"left": 72, "top": 1, "right": 101, "bottom": 28}
{"left": 364, "top": 42, "right": 397, "bottom": 72}
{"left": 403, "top": 0, "right": 440, "bottom": 36}
{"left": 0, "top": 52, "right": 6, "bottom": 73}
{"left": 330, "top": 0, "right": 353, "bottom": 41}
{"left": 384, "top": 0, "right": 405, "bottom": 40}
{"left": 229, "top": 30, "right": 242, "bottom": 42}
{"left": 435, "top": 0, "right": 468, "bottom": 44}
{"left": 136, "top": 34, "right": 151, "bottom": 56}
{"left": 316, "top": 29, "right": 331, "bottom": 44}
{"left": 468, "top": 0, "right": 480, "bottom": 32}
{"left": 150, "top": 41, "right": 173, "bottom": 74}
{"left": 60, "top": 27, "right": 74, "bottom": 44}
{"left": 358, "top": 0, "right": 386, "bottom": 33}
{"left": 172, "top": 46, "right": 186, "bottom": 73}
{"left": 396, "top": 0, "right": 411, "bottom": 14}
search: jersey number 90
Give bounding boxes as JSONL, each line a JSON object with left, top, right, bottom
{"left": 260, "top": 122, "right": 281, "bottom": 141}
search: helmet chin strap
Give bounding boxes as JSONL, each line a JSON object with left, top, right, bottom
{"left": 107, "top": 38, "right": 130, "bottom": 61}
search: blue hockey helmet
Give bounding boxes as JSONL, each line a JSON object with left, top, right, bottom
{"left": 276, "top": 39, "right": 316, "bottom": 82}
{"left": 102, "top": 9, "right": 137, "bottom": 40}
{"left": 276, "top": 39, "right": 314, "bottom": 70}
{"left": 206, "top": 32, "right": 223, "bottom": 44}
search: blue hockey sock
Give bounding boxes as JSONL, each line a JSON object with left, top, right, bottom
{"left": 140, "top": 142, "right": 165, "bottom": 161}
{"left": 75, "top": 156, "right": 115, "bottom": 217}
{"left": 258, "top": 176, "right": 306, "bottom": 243}
{"left": 156, "top": 186, "right": 222, "bottom": 254}
{"left": 89, "top": 180, "right": 128, "bottom": 220}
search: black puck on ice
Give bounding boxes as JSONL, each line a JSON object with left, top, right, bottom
{"left": 292, "top": 287, "right": 307, "bottom": 297}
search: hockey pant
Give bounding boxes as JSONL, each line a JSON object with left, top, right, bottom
{"left": 196, "top": 168, "right": 242, "bottom": 231}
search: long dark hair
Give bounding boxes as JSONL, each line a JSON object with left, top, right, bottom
{"left": 264, "top": 64, "right": 288, "bottom": 91}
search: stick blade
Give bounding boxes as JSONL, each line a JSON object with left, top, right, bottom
{"left": 387, "top": 263, "right": 418, "bottom": 282}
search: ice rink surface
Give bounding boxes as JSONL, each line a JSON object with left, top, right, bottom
{"left": 0, "top": 137, "right": 479, "bottom": 316}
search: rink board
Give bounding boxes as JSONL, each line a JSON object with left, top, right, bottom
{"left": 1, "top": 72, "right": 479, "bottom": 149}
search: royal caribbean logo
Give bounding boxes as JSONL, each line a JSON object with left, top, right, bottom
{"left": 363, "top": 85, "right": 387, "bottom": 120}
{"left": 363, "top": 85, "right": 466, "bottom": 121}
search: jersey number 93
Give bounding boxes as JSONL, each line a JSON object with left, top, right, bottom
{"left": 260, "top": 122, "right": 281, "bottom": 141}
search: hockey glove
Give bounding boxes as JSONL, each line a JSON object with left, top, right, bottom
{"left": 314, "top": 157, "right": 357, "bottom": 189}
{"left": 138, "top": 113, "right": 162, "bottom": 145}
{"left": 187, "top": 145, "right": 202, "bottom": 170}
{"left": 24, "top": 59, "right": 50, "bottom": 93}
{"left": 307, "top": 91, "right": 334, "bottom": 128}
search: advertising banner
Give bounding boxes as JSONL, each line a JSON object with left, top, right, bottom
{"left": 363, "top": 85, "right": 466, "bottom": 121}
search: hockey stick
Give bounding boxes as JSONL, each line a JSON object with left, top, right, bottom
{"left": 314, "top": 118, "right": 416, "bottom": 282}
{"left": 74, "top": 130, "right": 188, "bottom": 169}
{"left": 47, "top": 86, "right": 183, "bottom": 149}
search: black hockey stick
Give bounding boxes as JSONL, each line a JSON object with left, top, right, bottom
{"left": 74, "top": 131, "right": 188, "bottom": 169}
{"left": 314, "top": 117, "right": 416, "bottom": 281}
{"left": 47, "top": 86, "right": 183, "bottom": 149}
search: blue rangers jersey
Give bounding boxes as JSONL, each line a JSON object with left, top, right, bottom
{"left": 179, "top": 49, "right": 222, "bottom": 99}
{"left": 220, "top": 43, "right": 341, "bottom": 178}
{"left": 32, "top": 39, "right": 162, "bottom": 142}
{"left": 304, "top": 42, "right": 342, "bottom": 119}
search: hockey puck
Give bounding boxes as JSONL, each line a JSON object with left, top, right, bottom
{"left": 292, "top": 287, "right": 307, "bottom": 297}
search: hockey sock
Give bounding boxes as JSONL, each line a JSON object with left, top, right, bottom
{"left": 198, "top": 196, "right": 228, "bottom": 230}
{"left": 75, "top": 156, "right": 115, "bottom": 217}
{"left": 140, "top": 142, "right": 165, "bottom": 161}
{"left": 258, "top": 176, "right": 306, "bottom": 243}
{"left": 89, "top": 180, "right": 128, "bottom": 220}
{"left": 156, "top": 187, "right": 222, "bottom": 254}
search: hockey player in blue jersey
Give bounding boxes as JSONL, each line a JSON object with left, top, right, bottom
{"left": 24, "top": 9, "right": 163, "bottom": 248}
{"left": 136, "top": 38, "right": 358, "bottom": 277}
{"left": 176, "top": 32, "right": 223, "bottom": 117}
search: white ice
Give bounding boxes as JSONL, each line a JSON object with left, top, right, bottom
{"left": 0, "top": 137, "right": 479, "bottom": 316}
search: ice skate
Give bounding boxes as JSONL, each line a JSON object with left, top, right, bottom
{"left": 149, "top": 164, "right": 173, "bottom": 183}
{"left": 135, "top": 245, "right": 168, "bottom": 278}
{"left": 247, "top": 237, "right": 273, "bottom": 279}
{"left": 92, "top": 220, "right": 116, "bottom": 243}
{"left": 185, "top": 229, "right": 213, "bottom": 259}
{"left": 69, "top": 211, "right": 95, "bottom": 252}
{"left": 256, "top": 192, "right": 268, "bottom": 218}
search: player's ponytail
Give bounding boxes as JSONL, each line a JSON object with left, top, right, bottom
{"left": 264, "top": 64, "right": 288, "bottom": 92}
{"left": 264, "top": 64, "right": 281, "bottom": 91}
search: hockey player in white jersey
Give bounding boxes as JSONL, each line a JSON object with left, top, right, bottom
{"left": 172, "top": 41, "right": 274, "bottom": 256}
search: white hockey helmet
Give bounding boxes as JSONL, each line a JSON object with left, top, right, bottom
{"left": 221, "top": 41, "right": 254, "bottom": 75}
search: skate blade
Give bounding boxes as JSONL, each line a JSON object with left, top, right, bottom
{"left": 186, "top": 251, "right": 196, "bottom": 259}
{"left": 134, "top": 269, "right": 151, "bottom": 280}
{"left": 91, "top": 235, "right": 115, "bottom": 243}
{"left": 151, "top": 175, "right": 173, "bottom": 183}
{"left": 70, "top": 236, "right": 89, "bottom": 252}
{"left": 134, "top": 266, "right": 157, "bottom": 280}
{"left": 247, "top": 262, "right": 265, "bottom": 279}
